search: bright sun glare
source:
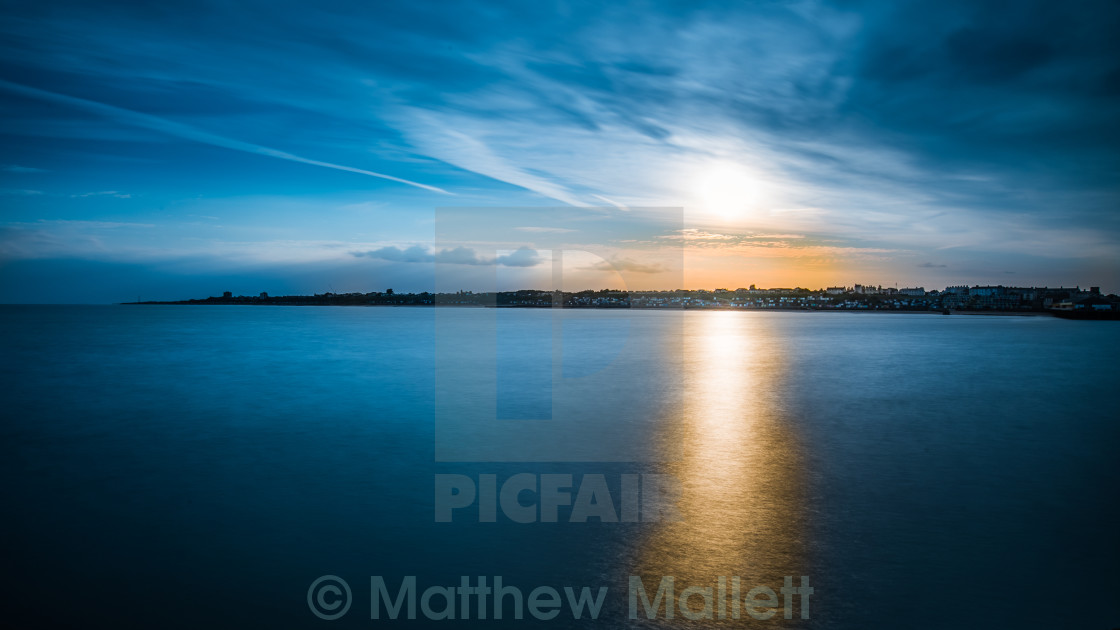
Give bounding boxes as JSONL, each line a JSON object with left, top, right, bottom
{"left": 695, "top": 163, "right": 760, "bottom": 222}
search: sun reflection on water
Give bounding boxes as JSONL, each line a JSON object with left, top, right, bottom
{"left": 629, "top": 311, "right": 808, "bottom": 626}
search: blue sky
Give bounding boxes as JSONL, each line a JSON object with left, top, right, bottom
{"left": 1, "top": 0, "right": 1118, "bottom": 302}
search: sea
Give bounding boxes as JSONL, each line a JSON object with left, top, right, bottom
{"left": 2, "top": 305, "right": 1118, "bottom": 629}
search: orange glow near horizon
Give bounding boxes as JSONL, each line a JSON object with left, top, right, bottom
{"left": 683, "top": 253, "right": 841, "bottom": 290}
{"left": 547, "top": 248, "right": 865, "bottom": 292}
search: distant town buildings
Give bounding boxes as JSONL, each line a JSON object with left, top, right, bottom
{"left": 153, "top": 284, "right": 1116, "bottom": 315}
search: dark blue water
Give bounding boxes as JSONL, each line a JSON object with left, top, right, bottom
{"left": 1, "top": 306, "right": 1117, "bottom": 628}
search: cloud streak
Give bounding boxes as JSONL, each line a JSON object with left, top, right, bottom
{"left": 581, "top": 256, "right": 666, "bottom": 274}
{"left": 0, "top": 79, "right": 451, "bottom": 195}
{"left": 352, "top": 245, "right": 542, "bottom": 268}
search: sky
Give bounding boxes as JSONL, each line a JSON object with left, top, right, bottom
{"left": 1, "top": 0, "right": 1118, "bottom": 302}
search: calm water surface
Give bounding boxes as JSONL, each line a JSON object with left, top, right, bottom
{"left": 2, "top": 305, "right": 1117, "bottom": 628}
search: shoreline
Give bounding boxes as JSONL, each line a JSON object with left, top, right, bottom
{"left": 121, "top": 302, "right": 1060, "bottom": 316}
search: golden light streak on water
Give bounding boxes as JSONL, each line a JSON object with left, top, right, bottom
{"left": 629, "top": 311, "right": 809, "bottom": 627}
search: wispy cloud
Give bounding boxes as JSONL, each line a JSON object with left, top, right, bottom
{"left": 591, "top": 194, "right": 629, "bottom": 210}
{"left": 389, "top": 112, "right": 577, "bottom": 203}
{"left": 352, "top": 245, "right": 542, "bottom": 267}
{"left": 1, "top": 220, "right": 155, "bottom": 260}
{"left": 0, "top": 79, "right": 451, "bottom": 195}
{"left": 72, "top": 190, "right": 131, "bottom": 198}
{"left": 580, "top": 256, "right": 666, "bottom": 274}
{"left": 659, "top": 229, "right": 736, "bottom": 241}
{"left": 33, "top": 220, "right": 154, "bottom": 228}
{"left": 3, "top": 165, "right": 49, "bottom": 173}
{"left": 514, "top": 226, "right": 576, "bottom": 234}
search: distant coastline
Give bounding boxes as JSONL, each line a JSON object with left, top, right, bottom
{"left": 124, "top": 285, "right": 1120, "bottom": 318}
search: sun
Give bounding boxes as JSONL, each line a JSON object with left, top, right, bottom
{"left": 695, "top": 163, "right": 760, "bottom": 222}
